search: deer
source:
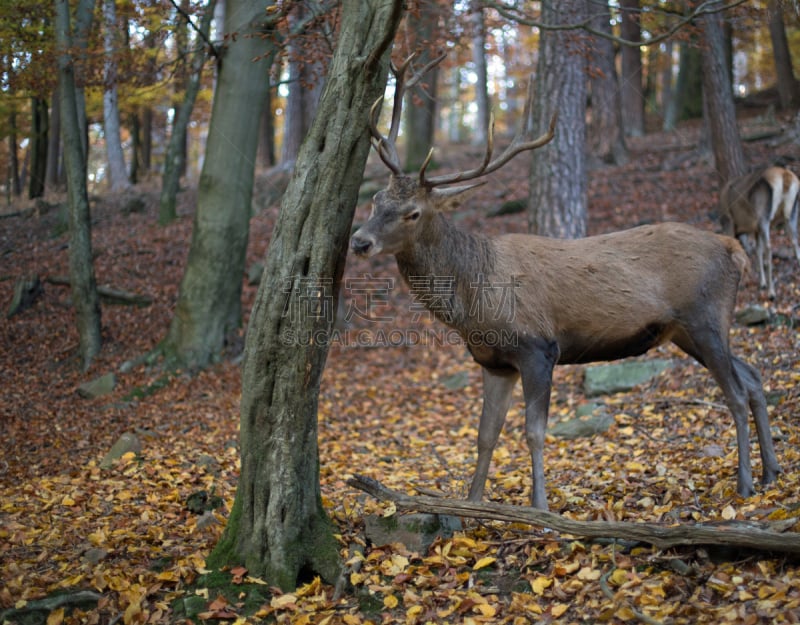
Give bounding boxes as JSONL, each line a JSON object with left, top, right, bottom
{"left": 350, "top": 56, "right": 780, "bottom": 511}
{"left": 718, "top": 165, "right": 800, "bottom": 299}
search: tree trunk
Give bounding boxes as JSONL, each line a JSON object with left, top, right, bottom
{"left": 28, "top": 96, "right": 48, "bottom": 200}
{"left": 55, "top": 0, "right": 102, "bottom": 370}
{"left": 258, "top": 87, "right": 276, "bottom": 168}
{"left": 159, "top": 0, "right": 275, "bottom": 369}
{"left": 141, "top": 107, "right": 152, "bottom": 172}
{"left": 207, "top": 0, "right": 403, "bottom": 590}
{"left": 403, "top": 8, "right": 439, "bottom": 172}
{"left": 528, "top": 0, "right": 587, "bottom": 239}
{"left": 619, "top": 0, "right": 644, "bottom": 137}
{"left": 46, "top": 85, "right": 62, "bottom": 188}
{"left": 8, "top": 106, "right": 21, "bottom": 197}
{"left": 470, "top": 0, "right": 489, "bottom": 146}
{"left": 675, "top": 40, "right": 703, "bottom": 121}
{"left": 588, "top": 0, "right": 627, "bottom": 165}
{"left": 281, "top": 6, "right": 325, "bottom": 166}
{"left": 701, "top": 10, "right": 746, "bottom": 182}
{"left": 661, "top": 39, "right": 676, "bottom": 131}
{"left": 102, "top": 0, "right": 129, "bottom": 191}
{"left": 767, "top": 0, "right": 800, "bottom": 110}
{"left": 159, "top": 0, "right": 216, "bottom": 225}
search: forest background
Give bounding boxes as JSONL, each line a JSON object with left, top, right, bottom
{"left": 2, "top": 0, "right": 800, "bottom": 624}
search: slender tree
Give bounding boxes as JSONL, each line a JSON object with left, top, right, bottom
{"left": 470, "top": 0, "right": 489, "bottom": 146}
{"left": 403, "top": 3, "right": 440, "bottom": 171}
{"left": 767, "top": 0, "right": 800, "bottom": 109}
{"left": 101, "top": 0, "right": 129, "bottom": 191}
{"left": 207, "top": 0, "right": 403, "bottom": 590}
{"left": 588, "top": 0, "right": 627, "bottom": 165}
{"left": 701, "top": 9, "right": 745, "bottom": 182}
{"left": 55, "top": 0, "right": 102, "bottom": 370}
{"left": 619, "top": 0, "right": 644, "bottom": 137}
{"left": 528, "top": 0, "right": 587, "bottom": 238}
{"left": 159, "top": 0, "right": 277, "bottom": 369}
{"left": 28, "top": 96, "right": 48, "bottom": 199}
{"left": 159, "top": 0, "right": 217, "bottom": 225}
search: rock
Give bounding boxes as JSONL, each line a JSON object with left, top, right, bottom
{"left": 441, "top": 370, "right": 471, "bottom": 390}
{"left": 584, "top": 359, "right": 673, "bottom": 397}
{"left": 550, "top": 404, "right": 615, "bottom": 439}
{"left": 77, "top": 372, "right": 116, "bottom": 399}
{"left": 100, "top": 432, "right": 142, "bottom": 469}
{"left": 735, "top": 304, "right": 770, "bottom": 326}
{"left": 365, "top": 513, "right": 462, "bottom": 553}
{"left": 83, "top": 548, "right": 109, "bottom": 565}
{"left": 6, "top": 274, "right": 43, "bottom": 318}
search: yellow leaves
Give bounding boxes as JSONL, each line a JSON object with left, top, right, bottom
{"left": 607, "top": 568, "right": 630, "bottom": 587}
{"left": 270, "top": 593, "right": 298, "bottom": 609}
{"left": 383, "top": 593, "right": 399, "bottom": 609}
{"left": 46, "top": 608, "right": 64, "bottom": 625}
{"left": 472, "top": 556, "right": 496, "bottom": 571}
{"left": 531, "top": 575, "right": 553, "bottom": 595}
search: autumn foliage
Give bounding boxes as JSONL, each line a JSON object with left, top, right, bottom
{"left": 2, "top": 114, "right": 800, "bottom": 623}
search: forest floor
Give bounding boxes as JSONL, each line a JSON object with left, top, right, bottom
{"left": 2, "top": 109, "right": 800, "bottom": 625}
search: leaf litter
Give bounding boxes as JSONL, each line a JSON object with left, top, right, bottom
{"left": 1, "top": 120, "right": 800, "bottom": 624}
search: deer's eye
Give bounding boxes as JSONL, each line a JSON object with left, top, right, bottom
{"left": 404, "top": 209, "right": 421, "bottom": 222}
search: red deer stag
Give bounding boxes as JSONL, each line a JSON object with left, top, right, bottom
{"left": 719, "top": 165, "right": 800, "bottom": 300}
{"left": 350, "top": 57, "right": 780, "bottom": 510}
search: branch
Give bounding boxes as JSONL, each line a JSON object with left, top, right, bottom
{"left": 348, "top": 475, "right": 800, "bottom": 555}
{"left": 484, "top": 0, "right": 749, "bottom": 48}
{"left": 167, "top": 0, "right": 221, "bottom": 59}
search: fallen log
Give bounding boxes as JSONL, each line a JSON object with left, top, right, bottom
{"left": 46, "top": 275, "right": 152, "bottom": 306}
{"left": 347, "top": 474, "right": 800, "bottom": 555}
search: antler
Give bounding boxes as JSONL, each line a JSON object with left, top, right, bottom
{"left": 420, "top": 81, "right": 557, "bottom": 189}
{"left": 369, "top": 51, "right": 447, "bottom": 175}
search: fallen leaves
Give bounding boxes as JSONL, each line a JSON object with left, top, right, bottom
{"left": 1, "top": 129, "right": 800, "bottom": 624}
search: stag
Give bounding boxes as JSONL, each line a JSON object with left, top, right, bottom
{"left": 719, "top": 165, "right": 800, "bottom": 299}
{"left": 350, "top": 56, "right": 780, "bottom": 510}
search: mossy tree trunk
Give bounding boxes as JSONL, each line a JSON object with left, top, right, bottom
{"left": 55, "top": 0, "right": 102, "bottom": 370}
{"left": 159, "top": 0, "right": 276, "bottom": 369}
{"left": 207, "top": 0, "right": 403, "bottom": 590}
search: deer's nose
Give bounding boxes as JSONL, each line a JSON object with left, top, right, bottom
{"left": 350, "top": 235, "right": 373, "bottom": 256}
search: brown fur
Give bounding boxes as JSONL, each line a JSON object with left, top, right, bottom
{"left": 719, "top": 165, "right": 800, "bottom": 299}
{"left": 351, "top": 175, "right": 780, "bottom": 511}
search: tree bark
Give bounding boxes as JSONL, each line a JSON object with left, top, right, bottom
{"left": 403, "top": 7, "right": 439, "bottom": 172}
{"left": 528, "top": 0, "right": 587, "bottom": 239}
{"left": 46, "top": 85, "right": 62, "bottom": 188}
{"left": 159, "top": 0, "right": 216, "bottom": 225}
{"left": 588, "top": 0, "right": 627, "bottom": 165}
{"left": 207, "top": 0, "right": 403, "bottom": 590}
{"left": 102, "top": 0, "right": 129, "bottom": 191}
{"left": 675, "top": 40, "right": 703, "bottom": 121}
{"left": 619, "top": 0, "right": 644, "bottom": 137}
{"left": 470, "top": 0, "right": 489, "bottom": 146}
{"left": 767, "top": 0, "right": 800, "bottom": 110}
{"left": 28, "top": 96, "right": 48, "bottom": 200}
{"left": 55, "top": 0, "right": 102, "bottom": 370}
{"left": 281, "top": 5, "right": 325, "bottom": 166}
{"left": 159, "top": 0, "right": 275, "bottom": 369}
{"left": 348, "top": 475, "right": 800, "bottom": 556}
{"left": 701, "top": 10, "right": 746, "bottom": 182}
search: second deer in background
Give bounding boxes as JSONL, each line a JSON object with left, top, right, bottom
{"left": 719, "top": 166, "right": 800, "bottom": 299}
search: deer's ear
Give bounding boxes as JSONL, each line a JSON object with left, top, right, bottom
{"left": 430, "top": 181, "right": 486, "bottom": 210}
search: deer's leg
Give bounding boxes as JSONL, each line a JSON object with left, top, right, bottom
{"left": 468, "top": 367, "right": 519, "bottom": 502}
{"left": 755, "top": 226, "right": 769, "bottom": 293}
{"left": 672, "top": 329, "right": 755, "bottom": 497}
{"left": 732, "top": 357, "right": 781, "bottom": 485}
{"left": 787, "top": 205, "right": 800, "bottom": 265}
{"left": 763, "top": 223, "right": 776, "bottom": 299}
{"left": 519, "top": 339, "right": 559, "bottom": 510}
